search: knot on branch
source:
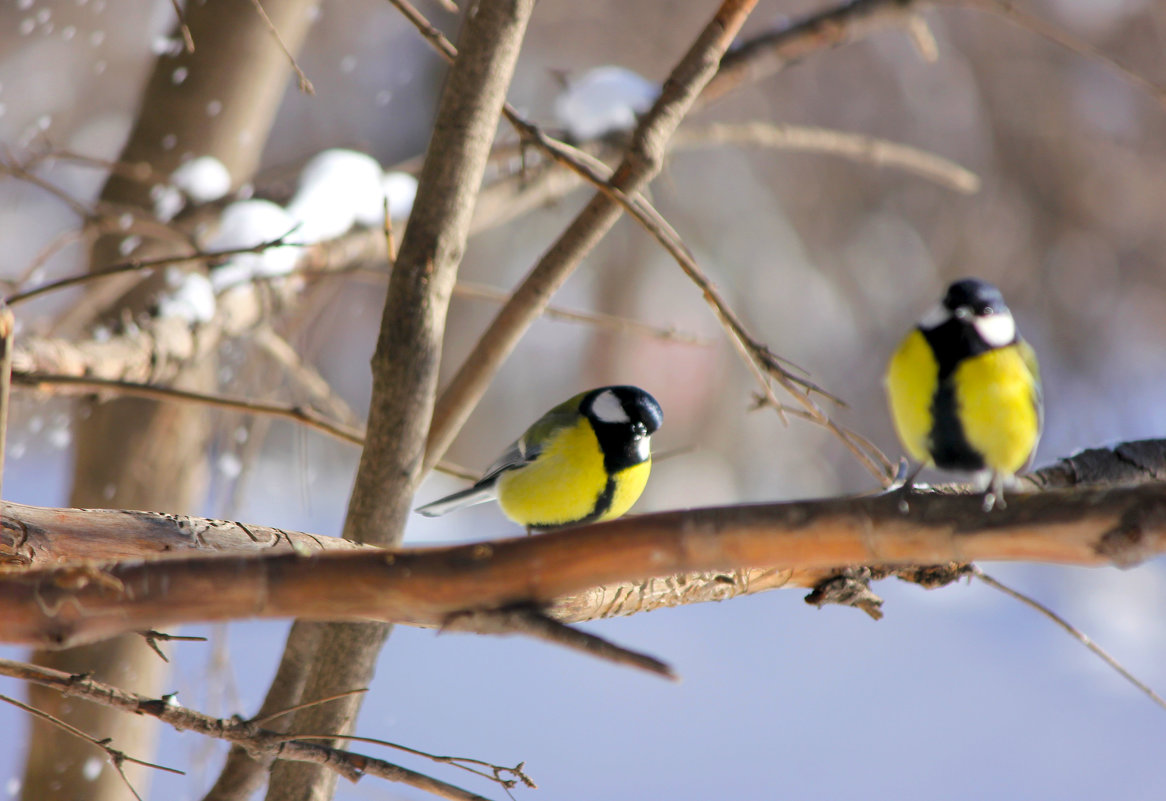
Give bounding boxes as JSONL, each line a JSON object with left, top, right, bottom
{"left": 804, "top": 568, "right": 884, "bottom": 620}
{"left": 1096, "top": 501, "right": 1166, "bottom": 568}
{"left": 893, "top": 563, "right": 972, "bottom": 589}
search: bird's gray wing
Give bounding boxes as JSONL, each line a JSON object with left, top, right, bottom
{"left": 416, "top": 400, "right": 581, "bottom": 518}
{"left": 481, "top": 399, "right": 585, "bottom": 477}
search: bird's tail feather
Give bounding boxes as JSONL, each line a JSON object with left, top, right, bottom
{"left": 415, "top": 483, "right": 496, "bottom": 517}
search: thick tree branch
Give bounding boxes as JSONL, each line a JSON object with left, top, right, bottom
{"left": 3, "top": 441, "right": 1164, "bottom": 637}
{"left": 2, "top": 481, "right": 1165, "bottom": 651}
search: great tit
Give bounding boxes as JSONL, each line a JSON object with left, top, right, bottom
{"left": 885, "top": 278, "right": 1042, "bottom": 509}
{"left": 416, "top": 385, "right": 662, "bottom": 531}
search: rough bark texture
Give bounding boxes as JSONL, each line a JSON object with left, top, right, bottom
{"left": 5, "top": 480, "right": 1166, "bottom": 648}
{"left": 21, "top": 2, "right": 316, "bottom": 800}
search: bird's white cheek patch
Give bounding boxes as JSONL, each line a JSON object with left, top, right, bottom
{"left": 591, "top": 390, "right": 631, "bottom": 424}
{"left": 974, "top": 312, "right": 1016, "bottom": 347}
{"left": 635, "top": 436, "right": 651, "bottom": 461}
{"left": 918, "top": 302, "right": 951, "bottom": 330}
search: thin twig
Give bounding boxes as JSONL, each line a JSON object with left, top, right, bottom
{"left": 12, "top": 372, "right": 365, "bottom": 447}
{"left": 246, "top": 0, "right": 314, "bottom": 94}
{"left": 5, "top": 233, "right": 302, "bottom": 306}
{"left": 442, "top": 605, "right": 676, "bottom": 680}
{"left": 16, "top": 226, "right": 94, "bottom": 289}
{"left": 701, "top": 0, "right": 921, "bottom": 105}
{"left": 0, "top": 305, "right": 12, "bottom": 501}
{"left": 671, "top": 121, "right": 980, "bottom": 193}
{"left": 0, "top": 660, "right": 504, "bottom": 801}
{"left": 11, "top": 370, "right": 475, "bottom": 481}
{"left": 972, "top": 567, "right": 1166, "bottom": 713}
{"left": 252, "top": 326, "right": 364, "bottom": 425}
{"left": 0, "top": 153, "right": 95, "bottom": 220}
{"left": 169, "top": 0, "right": 196, "bottom": 52}
{"left": 27, "top": 147, "right": 167, "bottom": 188}
{"left": 0, "top": 693, "right": 184, "bottom": 801}
{"left": 284, "top": 733, "right": 535, "bottom": 789}
{"left": 950, "top": 0, "right": 1166, "bottom": 107}
{"left": 453, "top": 281, "right": 712, "bottom": 345}
{"left": 251, "top": 688, "right": 369, "bottom": 726}
{"left": 140, "top": 629, "right": 208, "bottom": 663}
{"left": 335, "top": 266, "right": 711, "bottom": 345}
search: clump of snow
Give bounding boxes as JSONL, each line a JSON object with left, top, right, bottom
{"left": 151, "top": 35, "right": 184, "bottom": 56}
{"left": 81, "top": 757, "right": 103, "bottom": 782}
{"left": 217, "top": 451, "right": 243, "bottom": 478}
{"left": 157, "top": 268, "right": 216, "bottom": 323}
{"left": 553, "top": 66, "right": 659, "bottom": 140}
{"left": 151, "top": 183, "right": 185, "bottom": 223}
{"left": 382, "top": 171, "right": 418, "bottom": 221}
{"left": 207, "top": 199, "right": 298, "bottom": 292}
{"left": 118, "top": 234, "right": 141, "bottom": 256}
{"left": 174, "top": 156, "right": 231, "bottom": 203}
{"left": 286, "top": 149, "right": 384, "bottom": 242}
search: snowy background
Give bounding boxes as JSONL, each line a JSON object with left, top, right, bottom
{"left": 2, "top": 0, "right": 1166, "bottom": 799}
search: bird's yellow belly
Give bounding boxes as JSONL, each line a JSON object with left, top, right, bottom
{"left": 601, "top": 459, "right": 651, "bottom": 521}
{"left": 885, "top": 329, "right": 938, "bottom": 464}
{"left": 495, "top": 425, "right": 649, "bottom": 528}
{"left": 952, "top": 349, "right": 1040, "bottom": 475}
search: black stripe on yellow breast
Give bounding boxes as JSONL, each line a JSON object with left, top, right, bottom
{"left": 928, "top": 377, "right": 984, "bottom": 471}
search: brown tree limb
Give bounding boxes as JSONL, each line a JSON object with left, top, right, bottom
{"left": 2, "top": 481, "right": 1165, "bottom": 651}
{"left": 0, "top": 501, "right": 372, "bottom": 567}
{"left": 3, "top": 441, "right": 1163, "bottom": 630}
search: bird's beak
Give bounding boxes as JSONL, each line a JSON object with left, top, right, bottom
{"left": 954, "top": 306, "right": 972, "bottom": 320}
{"left": 633, "top": 422, "right": 647, "bottom": 437}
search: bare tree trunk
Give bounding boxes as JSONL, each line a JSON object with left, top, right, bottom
{"left": 265, "top": 2, "right": 536, "bottom": 799}
{"left": 21, "top": 2, "right": 315, "bottom": 799}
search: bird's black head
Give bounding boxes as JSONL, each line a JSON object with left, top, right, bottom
{"left": 581, "top": 385, "right": 662, "bottom": 470}
{"left": 918, "top": 278, "right": 1018, "bottom": 368}
{"left": 942, "top": 278, "right": 1009, "bottom": 319}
